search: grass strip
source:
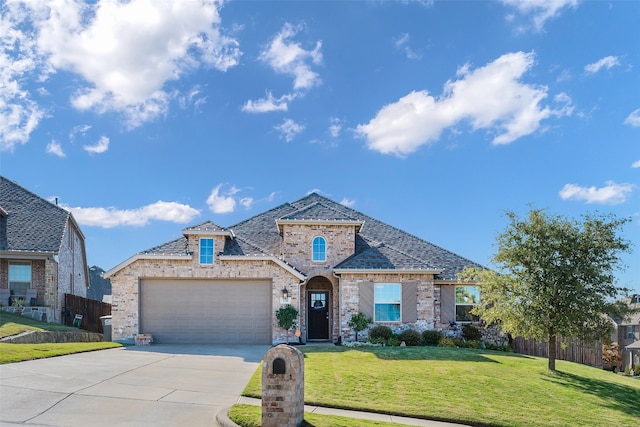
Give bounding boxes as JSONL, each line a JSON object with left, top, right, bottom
{"left": 0, "top": 342, "right": 122, "bottom": 364}
{"left": 229, "top": 404, "right": 414, "bottom": 427}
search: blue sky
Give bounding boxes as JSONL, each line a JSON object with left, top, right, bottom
{"left": 1, "top": 0, "right": 638, "bottom": 291}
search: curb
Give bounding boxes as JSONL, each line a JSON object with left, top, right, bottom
{"left": 215, "top": 407, "right": 240, "bottom": 427}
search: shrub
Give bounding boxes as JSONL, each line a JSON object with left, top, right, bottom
{"left": 422, "top": 330, "right": 444, "bottom": 346}
{"left": 398, "top": 329, "right": 422, "bottom": 346}
{"left": 462, "top": 324, "right": 482, "bottom": 341}
{"left": 438, "top": 337, "right": 457, "bottom": 347}
{"left": 369, "top": 325, "right": 393, "bottom": 342}
{"left": 387, "top": 335, "right": 401, "bottom": 347}
{"left": 624, "top": 366, "right": 631, "bottom": 376}
{"left": 635, "top": 365, "right": 640, "bottom": 376}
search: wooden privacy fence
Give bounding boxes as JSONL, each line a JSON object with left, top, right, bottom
{"left": 512, "top": 336, "right": 603, "bottom": 368}
{"left": 63, "top": 294, "right": 112, "bottom": 334}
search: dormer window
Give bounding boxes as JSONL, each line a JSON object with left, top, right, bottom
{"left": 312, "top": 236, "right": 326, "bottom": 262}
{"left": 200, "top": 238, "right": 214, "bottom": 265}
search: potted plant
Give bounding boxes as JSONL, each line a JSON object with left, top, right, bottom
{"left": 275, "top": 304, "right": 299, "bottom": 344}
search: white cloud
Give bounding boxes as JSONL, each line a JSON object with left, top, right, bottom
{"left": 1, "top": 0, "right": 240, "bottom": 136}
{"left": 239, "top": 197, "right": 254, "bottom": 209}
{"left": 242, "top": 92, "right": 295, "bottom": 113}
{"left": 259, "top": 23, "right": 322, "bottom": 90}
{"left": 67, "top": 201, "right": 200, "bottom": 228}
{"left": 274, "top": 118, "right": 305, "bottom": 142}
{"left": 329, "top": 117, "right": 343, "bottom": 138}
{"left": 559, "top": 181, "right": 634, "bottom": 205}
{"left": 0, "top": 1, "right": 46, "bottom": 151}
{"left": 502, "top": 0, "right": 579, "bottom": 31}
{"left": 206, "top": 184, "right": 240, "bottom": 214}
{"left": 340, "top": 198, "right": 356, "bottom": 208}
{"left": 357, "top": 52, "right": 571, "bottom": 156}
{"left": 625, "top": 108, "right": 640, "bottom": 127}
{"left": 632, "top": 160, "right": 640, "bottom": 169}
{"left": 46, "top": 140, "right": 66, "bottom": 158}
{"left": 395, "top": 33, "right": 421, "bottom": 60}
{"left": 69, "top": 124, "right": 91, "bottom": 141}
{"left": 83, "top": 136, "right": 109, "bottom": 154}
{"left": 584, "top": 56, "right": 620, "bottom": 74}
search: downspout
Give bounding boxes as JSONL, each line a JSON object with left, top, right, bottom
{"left": 298, "top": 277, "right": 308, "bottom": 343}
{"left": 333, "top": 270, "right": 341, "bottom": 343}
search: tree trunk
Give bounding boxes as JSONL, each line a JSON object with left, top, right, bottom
{"left": 548, "top": 332, "right": 557, "bottom": 371}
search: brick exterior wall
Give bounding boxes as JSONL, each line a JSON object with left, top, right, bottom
{"left": 110, "top": 235, "right": 303, "bottom": 341}
{"left": 339, "top": 272, "right": 437, "bottom": 341}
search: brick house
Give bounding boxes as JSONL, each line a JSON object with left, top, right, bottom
{"left": 105, "top": 193, "right": 484, "bottom": 344}
{"left": 0, "top": 176, "right": 89, "bottom": 322}
{"left": 617, "top": 295, "right": 640, "bottom": 369}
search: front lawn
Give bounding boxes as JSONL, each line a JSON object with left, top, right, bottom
{"left": 0, "top": 310, "right": 78, "bottom": 338}
{"left": 235, "top": 345, "right": 640, "bottom": 427}
{"left": 0, "top": 311, "right": 121, "bottom": 363}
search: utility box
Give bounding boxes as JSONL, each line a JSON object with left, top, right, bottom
{"left": 100, "top": 315, "right": 112, "bottom": 341}
{"left": 262, "top": 344, "right": 304, "bottom": 427}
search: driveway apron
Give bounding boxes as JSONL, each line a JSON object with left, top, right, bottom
{"left": 0, "top": 345, "right": 269, "bottom": 427}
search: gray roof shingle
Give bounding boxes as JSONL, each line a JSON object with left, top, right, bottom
{"left": 0, "top": 176, "right": 70, "bottom": 254}
{"left": 140, "top": 192, "right": 484, "bottom": 280}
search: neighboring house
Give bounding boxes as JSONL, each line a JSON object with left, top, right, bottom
{"left": 0, "top": 176, "right": 89, "bottom": 322}
{"left": 617, "top": 294, "right": 640, "bottom": 368}
{"left": 105, "top": 193, "right": 484, "bottom": 344}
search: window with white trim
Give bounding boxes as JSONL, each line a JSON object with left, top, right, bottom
{"left": 9, "top": 262, "right": 31, "bottom": 297}
{"left": 374, "top": 283, "right": 401, "bottom": 322}
{"left": 312, "top": 236, "right": 326, "bottom": 262}
{"left": 627, "top": 326, "right": 635, "bottom": 340}
{"left": 199, "top": 238, "right": 214, "bottom": 265}
{"left": 455, "top": 285, "right": 480, "bottom": 323}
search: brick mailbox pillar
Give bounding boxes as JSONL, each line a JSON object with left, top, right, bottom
{"left": 262, "top": 344, "right": 304, "bottom": 427}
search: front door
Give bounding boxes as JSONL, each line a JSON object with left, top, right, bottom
{"left": 308, "top": 291, "right": 329, "bottom": 340}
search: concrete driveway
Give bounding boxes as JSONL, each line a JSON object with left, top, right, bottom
{"left": 0, "top": 345, "right": 269, "bottom": 427}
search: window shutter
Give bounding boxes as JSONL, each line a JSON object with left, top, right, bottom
{"left": 359, "top": 282, "right": 374, "bottom": 319}
{"left": 402, "top": 282, "right": 417, "bottom": 323}
{"left": 440, "top": 284, "right": 455, "bottom": 325}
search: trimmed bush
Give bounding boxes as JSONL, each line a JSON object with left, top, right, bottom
{"left": 438, "top": 337, "right": 457, "bottom": 347}
{"left": 369, "top": 325, "right": 393, "bottom": 342}
{"left": 422, "top": 330, "right": 444, "bottom": 346}
{"left": 462, "top": 324, "right": 482, "bottom": 341}
{"left": 398, "top": 329, "right": 421, "bottom": 346}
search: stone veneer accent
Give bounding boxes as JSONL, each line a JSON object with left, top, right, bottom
{"left": 339, "top": 272, "right": 437, "bottom": 340}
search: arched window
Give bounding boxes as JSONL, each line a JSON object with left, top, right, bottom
{"left": 312, "top": 236, "right": 326, "bottom": 262}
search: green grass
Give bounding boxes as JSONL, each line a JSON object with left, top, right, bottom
{"left": 0, "top": 342, "right": 122, "bottom": 364}
{"left": 0, "top": 310, "right": 121, "bottom": 363}
{"left": 229, "top": 404, "right": 411, "bottom": 427}
{"left": 235, "top": 345, "right": 640, "bottom": 427}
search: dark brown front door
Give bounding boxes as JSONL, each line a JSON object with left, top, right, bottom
{"left": 308, "top": 291, "right": 329, "bottom": 340}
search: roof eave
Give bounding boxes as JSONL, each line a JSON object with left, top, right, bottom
{"left": 276, "top": 219, "right": 364, "bottom": 233}
{"left": 333, "top": 268, "right": 442, "bottom": 275}
{"left": 0, "top": 250, "right": 56, "bottom": 260}
{"left": 104, "top": 254, "right": 191, "bottom": 278}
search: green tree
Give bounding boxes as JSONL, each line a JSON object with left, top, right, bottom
{"left": 459, "top": 209, "right": 633, "bottom": 371}
{"left": 275, "top": 304, "right": 299, "bottom": 344}
{"left": 348, "top": 312, "right": 372, "bottom": 341}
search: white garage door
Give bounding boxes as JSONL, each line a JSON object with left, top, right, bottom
{"left": 140, "top": 279, "right": 272, "bottom": 344}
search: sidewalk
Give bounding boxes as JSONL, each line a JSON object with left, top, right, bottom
{"left": 216, "top": 396, "right": 470, "bottom": 427}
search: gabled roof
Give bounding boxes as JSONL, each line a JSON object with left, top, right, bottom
{"left": 0, "top": 176, "right": 72, "bottom": 255}
{"left": 131, "top": 192, "right": 483, "bottom": 280}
